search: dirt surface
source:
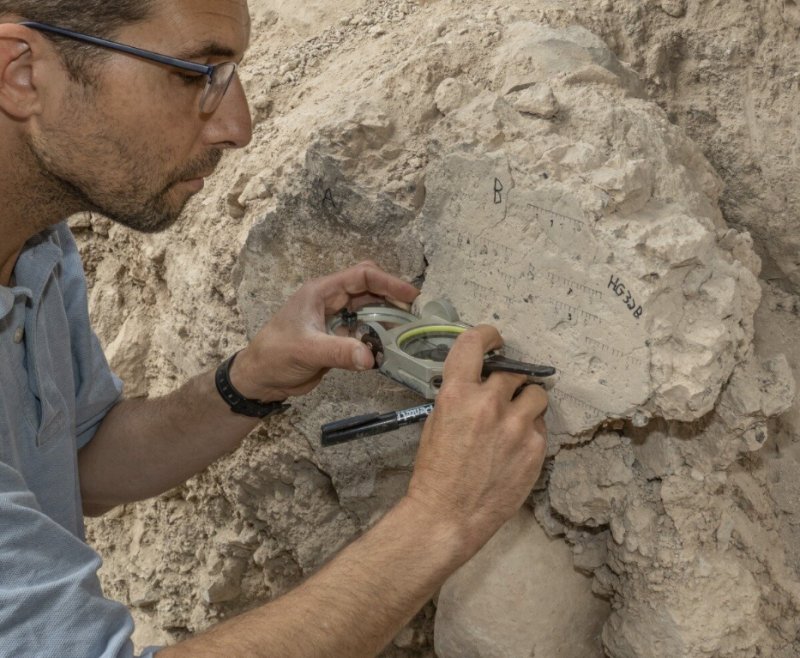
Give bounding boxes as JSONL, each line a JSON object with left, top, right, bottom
{"left": 77, "top": 1, "right": 800, "bottom": 655}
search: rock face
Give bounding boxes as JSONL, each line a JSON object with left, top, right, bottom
{"left": 435, "top": 508, "right": 608, "bottom": 658}
{"left": 77, "top": 2, "right": 800, "bottom": 657}
{"left": 233, "top": 17, "right": 797, "bottom": 657}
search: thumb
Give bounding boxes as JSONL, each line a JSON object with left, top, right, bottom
{"left": 307, "top": 334, "right": 375, "bottom": 372}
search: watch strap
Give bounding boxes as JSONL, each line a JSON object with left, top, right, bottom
{"left": 215, "top": 352, "right": 290, "bottom": 419}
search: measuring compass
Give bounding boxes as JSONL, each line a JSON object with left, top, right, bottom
{"left": 327, "top": 299, "right": 557, "bottom": 399}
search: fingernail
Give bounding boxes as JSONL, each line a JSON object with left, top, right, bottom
{"left": 354, "top": 347, "right": 373, "bottom": 371}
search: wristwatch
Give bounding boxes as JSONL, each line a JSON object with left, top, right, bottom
{"left": 215, "top": 351, "right": 290, "bottom": 418}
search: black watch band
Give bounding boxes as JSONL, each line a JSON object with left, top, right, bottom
{"left": 215, "top": 351, "right": 290, "bottom": 419}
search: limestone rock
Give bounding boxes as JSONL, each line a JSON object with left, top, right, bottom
{"left": 199, "top": 557, "right": 245, "bottom": 604}
{"left": 549, "top": 434, "right": 635, "bottom": 527}
{"left": 510, "top": 83, "right": 560, "bottom": 118}
{"left": 493, "top": 23, "right": 644, "bottom": 96}
{"left": 104, "top": 315, "right": 151, "bottom": 398}
{"left": 435, "top": 508, "right": 608, "bottom": 658}
{"left": 659, "top": 0, "right": 687, "bottom": 18}
{"left": 434, "top": 77, "right": 479, "bottom": 115}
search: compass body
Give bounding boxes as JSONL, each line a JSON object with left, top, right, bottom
{"left": 327, "top": 299, "right": 556, "bottom": 399}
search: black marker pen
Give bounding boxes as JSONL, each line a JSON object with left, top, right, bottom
{"left": 321, "top": 403, "right": 434, "bottom": 447}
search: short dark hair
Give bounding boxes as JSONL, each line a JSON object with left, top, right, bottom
{"left": 0, "top": 1, "right": 155, "bottom": 83}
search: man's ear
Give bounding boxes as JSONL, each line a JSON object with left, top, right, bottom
{"left": 0, "top": 24, "right": 43, "bottom": 120}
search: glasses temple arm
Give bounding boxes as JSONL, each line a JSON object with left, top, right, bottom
{"left": 19, "top": 21, "right": 212, "bottom": 76}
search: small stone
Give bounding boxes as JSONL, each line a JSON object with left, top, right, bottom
{"left": 201, "top": 558, "right": 245, "bottom": 604}
{"left": 434, "top": 77, "right": 478, "bottom": 115}
{"left": 393, "top": 627, "right": 416, "bottom": 649}
{"left": 659, "top": 0, "right": 687, "bottom": 17}
{"left": 511, "top": 84, "right": 559, "bottom": 119}
{"left": 278, "top": 59, "right": 299, "bottom": 75}
{"left": 203, "top": 578, "right": 241, "bottom": 604}
{"left": 68, "top": 214, "right": 92, "bottom": 230}
{"left": 370, "top": 24, "right": 386, "bottom": 38}
{"left": 129, "top": 581, "right": 160, "bottom": 608}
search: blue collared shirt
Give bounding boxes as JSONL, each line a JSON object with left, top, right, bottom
{"left": 0, "top": 223, "right": 159, "bottom": 657}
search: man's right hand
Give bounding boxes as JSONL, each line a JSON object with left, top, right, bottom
{"left": 406, "top": 324, "right": 548, "bottom": 561}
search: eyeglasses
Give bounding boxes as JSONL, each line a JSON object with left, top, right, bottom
{"left": 19, "top": 21, "right": 238, "bottom": 114}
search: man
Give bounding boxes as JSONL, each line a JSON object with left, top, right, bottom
{"left": 0, "top": 1, "right": 548, "bottom": 656}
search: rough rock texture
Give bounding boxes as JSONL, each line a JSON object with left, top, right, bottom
{"left": 435, "top": 508, "right": 608, "bottom": 658}
{"left": 76, "top": 1, "right": 800, "bottom": 656}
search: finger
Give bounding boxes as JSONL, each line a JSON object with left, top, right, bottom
{"left": 442, "top": 325, "right": 504, "bottom": 383}
{"left": 344, "top": 293, "right": 414, "bottom": 314}
{"left": 510, "top": 384, "right": 549, "bottom": 422}
{"left": 533, "top": 415, "right": 547, "bottom": 438}
{"left": 484, "top": 371, "right": 529, "bottom": 399}
{"left": 319, "top": 262, "right": 420, "bottom": 313}
{"left": 301, "top": 333, "right": 375, "bottom": 372}
{"left": 384, "top": 296, "right": 413, "bottom": 312}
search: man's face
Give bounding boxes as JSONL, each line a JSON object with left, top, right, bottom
{"left": 28, "top": 0, "right": 253, "bottom": 233}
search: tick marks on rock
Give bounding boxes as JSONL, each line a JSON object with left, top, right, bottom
{"left": 464, "top": 278, "right": 499, "bottom": 299}
{"left": 528, "top": 203, "right": 587, "bottom": 233}
{"left": 448, "top": 232, "right": 515, "bottom": 262}
{"left": 548, "top": 298, "right": 601, "bottom": 325}
{"left": 551, "top": 388, "right": 605, "bottom": 416}
{"left": 608, "top": 275, "right": 644, "bottom": 319}
{"left": 545, "top": 272, "right": 602, "bottom": 300}
{"left": 585, "top": 336, "right": 645, "bottom": 367}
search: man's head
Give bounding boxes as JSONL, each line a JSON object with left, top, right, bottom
{"left": 0, "top": 0, "right": 252, "bottom": 233}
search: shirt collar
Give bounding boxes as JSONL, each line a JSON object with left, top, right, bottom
{"left": 0, "top": 287, "right": 15, "bottom": 319}
{"left": 0, "top": 226, "right": 63, "bottom": 321}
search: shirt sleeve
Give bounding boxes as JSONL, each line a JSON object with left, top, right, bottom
{"left": 0, "top": 460, "right": 163, "bottom": 658}
{"left": 54, "top": 224, "right": 125, "bottom": 450}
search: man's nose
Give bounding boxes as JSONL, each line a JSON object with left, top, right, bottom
{"left": 205, "top": 74, "right": 253, "bottom": 149}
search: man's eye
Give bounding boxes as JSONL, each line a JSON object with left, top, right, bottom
{"left": 176, "top": 72, "right": 206, "bottom": 85}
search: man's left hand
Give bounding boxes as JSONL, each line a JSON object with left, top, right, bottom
{"left": 229, "top": 261, "right": 420, "bottom": 401}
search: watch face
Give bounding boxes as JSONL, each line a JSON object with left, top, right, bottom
{"left": 397, "top": 325, "right": 467, "bottom": 362}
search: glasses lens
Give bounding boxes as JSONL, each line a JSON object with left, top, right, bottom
{"left": 200, "top": 62, "right": 238, "bottom": 114}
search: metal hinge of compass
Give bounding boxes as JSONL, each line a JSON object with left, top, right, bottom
{"left": 327, "top": 300, "right": 461, "bottom": 399}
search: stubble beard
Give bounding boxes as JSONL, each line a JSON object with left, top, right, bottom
{"left": 28, "top": 125, "right": 223, "bottom": 234}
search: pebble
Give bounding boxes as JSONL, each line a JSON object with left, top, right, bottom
{"left": 512, "top": 84, "right": 560, "bottom": 119}
{"left": 393, "top": 627, "right": 416, "bottom": 649}
{"left": 659, "top": 0, "right": 687, "bottom": 18}
{"left": 278, "top": 59, "right": 299, "bottom": 75}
